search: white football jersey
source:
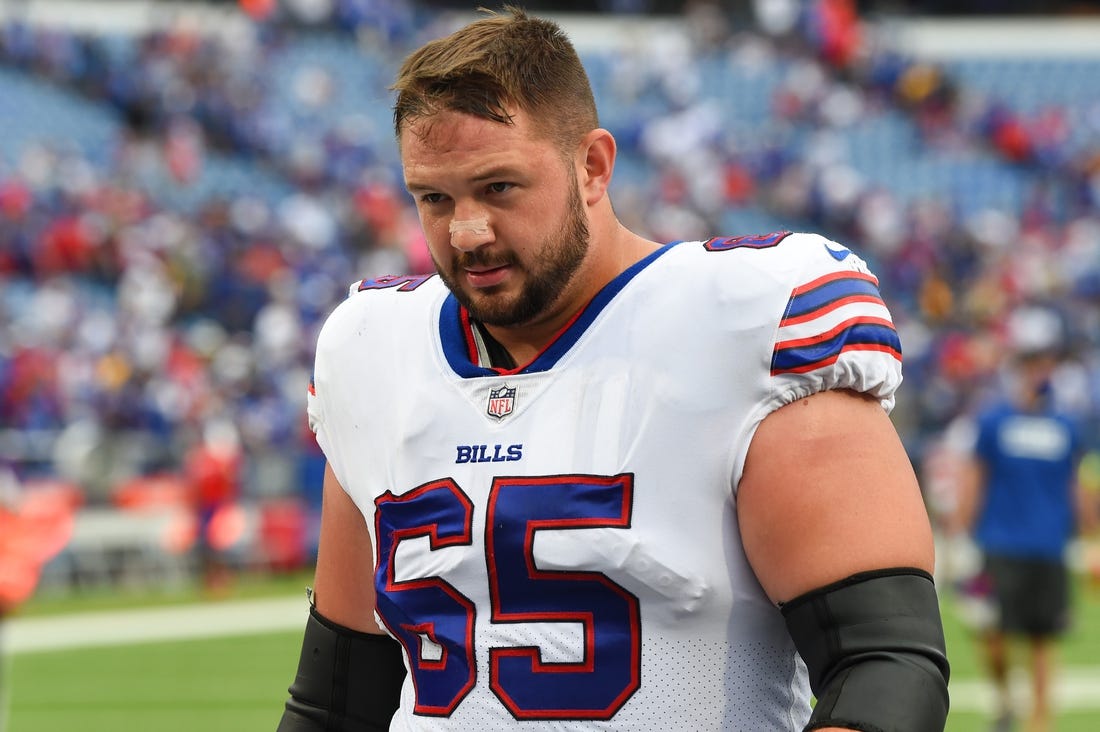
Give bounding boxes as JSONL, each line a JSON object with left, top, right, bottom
{"left": 307, "top": 232, "right": 903, "bottom": 731}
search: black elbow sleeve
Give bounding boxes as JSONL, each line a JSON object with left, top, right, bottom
{"left": 277, "top": 606, "right": 406, "bottom": 732}
{"left": 782, "top": 568, "right": 951, "bottom": 732}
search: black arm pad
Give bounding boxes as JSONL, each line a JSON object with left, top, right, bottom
{"left": 277, "top": 605, "right": 407, "bottom": 732}
{"left": 781, "top": 568, "right": 950, "bottom": 732}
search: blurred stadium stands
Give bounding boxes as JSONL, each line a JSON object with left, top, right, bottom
{"left": 1, "top": 0, "right": 1099, "bottom": 595}
{"left": 0, "top": 67, "right": 119, "bottom": 164}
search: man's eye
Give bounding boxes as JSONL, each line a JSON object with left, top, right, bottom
{"left": 420, "top": 193, "right": 446, "bottom": 204}
{"left": 487, "top": 182, "right": 513, "bottom": 194}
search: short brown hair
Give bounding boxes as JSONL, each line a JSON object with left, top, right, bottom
{"left": 391, "top": 6, "right": 598, "bottom": 151}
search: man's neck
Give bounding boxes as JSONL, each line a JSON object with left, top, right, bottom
{"left": 471, "top": 321, "right": 518, "bottom": 370}
{"left": 472, "top": 229, "right": 663, "bottom": 369}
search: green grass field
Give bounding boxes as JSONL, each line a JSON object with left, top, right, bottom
{"left": 7, "top": 630, "right": 301, "bottom": 731}
{"left": 5, "top": 570, "right": 1100, "bottom": 731}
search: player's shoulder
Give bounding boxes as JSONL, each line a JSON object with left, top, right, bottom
{"left": 667, "top": 230, "right": 878, "bottom": 297}
{"left": 677, "top": 230, "right": 902, "bottom": 403}
{"left": 976, "top": 398, "right": 1017, "bottom": 425}
{"left": 335, "top": 272, "right": 444, "bottom": 312}
{"left": 692, "top": 230, "right": 864, "bottom": 272}
{"left": 346, "top": 272, "right": 445, "bottom": 299}
{"left": 317, "top": 272, "right": 445, "bottom": 341}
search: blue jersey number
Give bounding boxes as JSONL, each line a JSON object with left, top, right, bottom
{"left": 374, "top": 479, "right": 476, "bottom": 715}
{"left": 374, "top": 473, "right": 640, "bottom": 720}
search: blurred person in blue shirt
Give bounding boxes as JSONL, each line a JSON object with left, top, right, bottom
{"left": 956, "top": 305, "right": 1097, "bottom": 732}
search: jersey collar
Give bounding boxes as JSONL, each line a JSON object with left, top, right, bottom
{"left": 439, "top": 242, "right": 679, "bottom": 378}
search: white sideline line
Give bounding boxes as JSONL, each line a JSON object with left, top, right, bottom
{"left": 951, "top": 670, "right": 1100, "bottom": 712}
{"left": 5, "top": 598, "right": 1100, "bottom": 712}
{"left": 3, "top": 596, "right": 306, "bottom": 655}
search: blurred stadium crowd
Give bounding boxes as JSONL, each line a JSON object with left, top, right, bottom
{"left": 2, "top": 0, "right": 1100, "bottom": 597}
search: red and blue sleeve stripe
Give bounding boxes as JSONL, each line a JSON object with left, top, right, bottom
{"left": 771, "top": 272, "right": 901, "bottom": 376}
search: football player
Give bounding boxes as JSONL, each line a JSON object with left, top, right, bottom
{"left": 278, "top": 7, "right": 949, "bottom": 731}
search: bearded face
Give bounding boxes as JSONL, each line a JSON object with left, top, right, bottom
{"left": 434, "top": 173, "right": 590, "bottom": 327}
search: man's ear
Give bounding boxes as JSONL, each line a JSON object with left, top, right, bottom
{"left": 578, "top": 128, "right": 616, "bottom": 206}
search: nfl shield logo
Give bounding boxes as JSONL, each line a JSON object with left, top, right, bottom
{"left": 487, "top": 385, "right": 516, "bottom": 419}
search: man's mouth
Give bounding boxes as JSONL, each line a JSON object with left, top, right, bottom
{"left": 464, "top": 263, "right": 511, "bottom": 289}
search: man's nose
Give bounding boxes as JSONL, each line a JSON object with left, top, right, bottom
{"left": 449, "top": 216, "right": 492, "bottom": 251}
